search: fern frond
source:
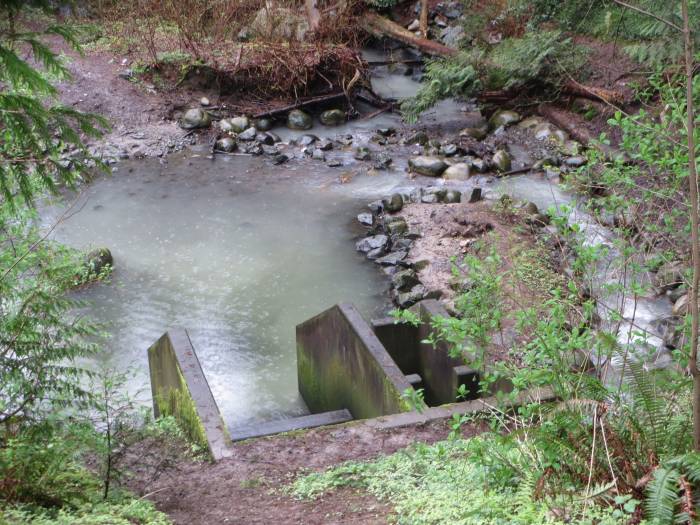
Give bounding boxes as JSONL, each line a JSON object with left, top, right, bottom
{"left": 645, "top": 467, "right": 680, "bottom": 525}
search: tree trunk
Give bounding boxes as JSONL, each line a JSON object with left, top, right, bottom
{"left": 681, "top": 0, "right": 700, "bottom": 452}
{"left": 362, "top": 13, "right": 458, "bottom": 57}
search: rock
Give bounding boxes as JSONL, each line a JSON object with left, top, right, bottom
{"left": 327, "top": 159, "right": 342, "bottom": 167}
{"left": 262, "top": 145, "right": 280, "bottom": 155}
{"left": 385, "top": 216, "right": 408, "bottom": 236}
{"left": 382, "top": 193, "right": 404, "bottom": 213}
{"left": 272, "top": 153, "right": 289, "bottom": 165}
{"left": 396, "top": 284, "right": 425, "bottom": 308}
{"left": 488, "top": 110, "right": 521, "bottom": 130}
{"left": 518, "top": 116, "right": 544, "bottom": 130}
{"left": 287, "top": 109, "right": 313, "bottom": 130}
{"left": 299, "top": 134, "right": 318, "bottom": 146}
{"left": 254, "top": 118, "right": 273, "bottom": 131}
{"left": 459, "top": 126, "right": 488, "bottom": 140}
{"left": 492, "top": 150, "right": 512, "bottom": 172}
{"left": 376, "top": 250, "right": 408, "bottom": 266}
{"left": 368, "top": 200, "right": 383, "bottom": 214}
{"left": 468, "top": 188, "right": 482, "bottom": 203}
{"left": 471, "top": 158, "right": 488, "bottom": 173}
{"left": 444, "top": 189, "right": 462, "bottom": 203}
{"left": 238, "top": 127, "right": 257, "bottom": 141}
{"left": 406, "top": 131, "right": 429, "bottom": 145}
{"left": 655, "top": 261, "right": 686, "bottom": 291}
{"left": 214, "top": 136, "right": 236, "bottom": 152}
{"left": 522, "top": 202, "right": 539, "bottom": 215}
{"left": 85, "top": 247, "right": 113, "bottom": 277}
{"left": 407, "top": 19, "right": 420, "bottom": 31}
{"left": 312, "top": 148, "right": 326, "bottom": 161}
{"left": 440, "top": 143, "right": 459, "bottom": 157}
{"left": 440, "top": 25, "right": 465, "bottom": 47}
{"left": 651, "top": 316, "right": 685, "bottom": 349}
{"left": 266, "top": 131, "right": 282, "bottom": 143}
{"left": 564, "top": 156, "right": 587, "bottom": 168}
{"left": 408, "top": 156, "right": 447, "bottom": 177}
{"left": 320, "top": 109, "right": 345, "bottom": 126}
{"left": 200, "top": 97, "right": 210, "bottom": 107}
{"left": 377, "top": 127, "right": 395, "bottom": 137}
{"left": 180, "top": 108, "right": 211, "bottom": 129}
{"left": 371, "top": 134, "right": 387, "bottom": 146}
{"left": 250, "top": 7, "right": 309, "bottom": 40}
{"left": 392, "top": 269, "right": 420, "bottom": 292}
{"left": 443, "top": 163, "right": 471, "bottom": 180}
{"left": 672, "top": 294, "right": 689, "bottom": 316}
{"left": 354, "top": 147, "right": 371, "bottom": 161}
{"left": 357, "top": 213, "right": 374, "bottom": 226}
{"left": 256, "top": 133, "right": 275, "bottom": 145}
{"left": 374, "top": 152, "right": 393, "bottom": 170}
{"left": 229, "top": 116, "right": 250, "bottom": 133}
{"left": 421, "top": 187, "right": 447, "bottom": 203}
{"left": 356, "top": 234, "right": 389, "bottom": 253}
{"left": 316, "top": 138, "right": 333, "bottom": 151}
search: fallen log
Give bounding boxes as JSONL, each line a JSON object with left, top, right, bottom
{"left": 362, "top": 13, "right": 458, "bottom": 58}
{"left": 362, "top": 14, "right": 626, "bottom": 105}
{"left": 538, "top": 104, "right": 628, "bottom": 163}
{"left": 252, "top": 92, "right": 347, "bottom": 119}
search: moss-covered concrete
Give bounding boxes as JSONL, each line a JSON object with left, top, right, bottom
{"left": 296, "top": 303, "right": 412, "bottom": 419}
{"left": 148, "top": 329, "right": 231, "bottom": 460}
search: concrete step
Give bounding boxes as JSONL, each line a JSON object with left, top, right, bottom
{"left": 230, "top": 409, "right": 353, "bottom": 441}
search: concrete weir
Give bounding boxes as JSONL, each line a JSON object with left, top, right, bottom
{"left": 147, "top": 300, "right": 524, "bottom": 461}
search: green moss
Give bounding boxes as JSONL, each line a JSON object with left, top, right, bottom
{"left": 153, "top": 366, "right": 210, "bottom": 456}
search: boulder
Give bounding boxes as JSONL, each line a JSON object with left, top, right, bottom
{"left": 215, "top": 137, "right": 236, "bottom": 152}
{"left": 443, "top": 163, "right": 471, "bottom": 180}
{"left": 444, "top": 189, "right": 461, "bottom": 203}
{"left": 471, "top": 158, "right": 488, "bottom": 172}
{"left": 320, "top": 109, "right": 345, "bottom": 126}
{"left": 299, "top": 134, "right": 318, "bottom": 147}
{"left": 459, "top": 126, "right": 488, "bottom": 140}
{"left": 492, "top": 150, "right": 512, "bottom": 172}
{"left": 254, "top": 118, "right": 273, "bottom": 131}
{"left": 382, "top": 193, "right": 404, "bottom": 213}
{"left": 356, "top": 234, "right": 389, "bottom": 253}
{"left": 375, "top": 250, "right": 408, "bottom": 266}
{"left": 440, "top": 143, "right": 459, "bottom": 157}
{"left": 180, "top": 108, "right": 211, "bottom": 129}
{"left": 85, "top": 247, "right": 113, "bottom": 277}
{"left": 396, "top": 284, "right": 426, "bottom": 308}
{"left": 655, "top": 261, "right": 686, "bottom": 291}
{"left": 384, "top": 216, "right": 408, "bottom": 236}
{"left": 374, "top": 152, "right": 393, "bottom": 170}
{"left": 287, "top": 109, "right": 313, "bottom": 130}
{"left": 238, "top": 127, "right": 257, "bottom": 141}
{"left": 229, "top": 116, "right": 250, "bottom": 133}
{"left": 673, "top": 294, "right": 689, "bottom": 316}
{"left": 357, "top": 213, "right": 374, "bottom": 226}
{"left": 354, "top": 147, "right": 371, "bottom": 161}
{"left": 311, "top": 148, "right": 325, "bottom": 161}
{"left": 488, "top": 110, "right": 521, "bottom": 130}
{"left": 392, "top": 269, "right": 420, "bottom": 292}
{"left": 408, "top": 156, "right": 447, "bottom": 177}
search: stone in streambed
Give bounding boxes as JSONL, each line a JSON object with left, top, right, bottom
{"left": 492, "top": 150, "right": 511, "bottom": 172}
{"left": 375, "top": 250, "right": 408, "bottom": 266}
{"left": 443, "top": 163, "right": 471, "bottom": 180}
{"left": 215, "top": 136, "right": 236, "bottom": 152}
{"left": 444, "top": 189, "right": 461, "bottom": 203}
{"left": 299, "top": 134, "right": 318, "bottom": 147}
{"left": 356, "top": 234, "right": 389, "bottom": 253}
{"left": 488, "top": 110, "right": 521, "bottom": 130}
{"left": 228, "top": 116, "right": 250, "bottom": 133}
{"left": 392, "top": 269, "right": 420, "bottom": 292}
{"left": 238, "top": 127, "right": 257, "bottom": 141}
{"left": 180, "top": 108, "right": 211, "bottom": 129}
{"left": 287, "top": 109, "right": 313, "bottom": 130}
{"left": 384, "top": 216, "right": 408, "bottom": 236}
{"left": 408, "top": 156, "right": 447, "bottom": 177}
{"left": 382, "top": 193, "right": 403, "bottom": 213}
{"left": 320, "top": 109, "right": 345, "bottom": 126}
{"left": 85, "top": 247, "right": 113, "bottom": 277}
{"left": 357, "top": 213, "right": 373, "bottom": 226}
{"left": 354, "top": 147, "right": 371, "bottom": 161}
{"left": 254, "top": 118, "right": 273, "bottom": 131}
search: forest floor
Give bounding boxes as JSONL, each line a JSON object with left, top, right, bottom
{"left": 128, "top": 417, "right": 485, "bottom": 525}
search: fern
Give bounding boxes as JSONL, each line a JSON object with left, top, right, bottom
{"left": 645, "top": 467, "right": 681, "bottom": 525}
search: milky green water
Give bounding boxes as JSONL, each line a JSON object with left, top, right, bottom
{"left": 46, "top": 151, "right": 398, "bottom": 426}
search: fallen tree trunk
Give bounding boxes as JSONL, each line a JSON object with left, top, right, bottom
{"left": 362, "top": 13, "right": 458, "bottom": 57}
{"left": 538, "top": 104, "right": 628, "bottom": 162}
{"left": 252, "top": 92, "right": 347, "bottom": 119}
{"left": 363, "top": 14, "right": 626, "bottom": 105}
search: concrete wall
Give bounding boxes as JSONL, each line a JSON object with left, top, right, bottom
{"left": 148, "top": 329, "right": 231, "bottom": 460}
{"left": 297, "top": 303, "right": 413, "bottom": 419}
{"left": 372, "top": 300, "right": 480, "bottom": 406}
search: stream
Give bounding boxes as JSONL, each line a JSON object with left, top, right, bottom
{"left": 42, "top": 60, "right": 673, "bottom": 429}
